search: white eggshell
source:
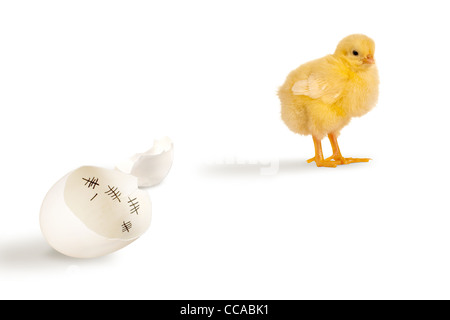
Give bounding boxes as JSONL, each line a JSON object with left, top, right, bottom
{"left": 40, "top": 166, "right": 151, "bottom": 258}
{"left": 115, "top": 136, "right": 174, "bottom": 187}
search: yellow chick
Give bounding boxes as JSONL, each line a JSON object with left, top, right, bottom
{"left": 278, "top": 34, "right": 379, "bottom": 167}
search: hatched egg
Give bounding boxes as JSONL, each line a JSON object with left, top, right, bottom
{"left": 40, "top": 137, "right": 173, "bottom": 258}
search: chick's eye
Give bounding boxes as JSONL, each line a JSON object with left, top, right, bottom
{"left": 352, "top": 50, "right": 359, "bottom": 56}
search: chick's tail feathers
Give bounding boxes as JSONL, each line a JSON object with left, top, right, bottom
{"left": 278, "top": 86, "right": 309, "bottom": 136}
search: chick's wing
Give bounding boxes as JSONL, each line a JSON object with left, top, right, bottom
{"left": 292, "top": 57, "right": 348, "bottom": 105}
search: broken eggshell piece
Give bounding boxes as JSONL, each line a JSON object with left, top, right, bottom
{"left": 40, "top": 166, "right": 151, "bottom": 258}
{"left": 115, "top": 137, "right": 174, "bottom": 187}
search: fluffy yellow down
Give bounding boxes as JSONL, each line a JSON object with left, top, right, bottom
{"left": 278, "top": 34, "right": 379, "bottom": 140}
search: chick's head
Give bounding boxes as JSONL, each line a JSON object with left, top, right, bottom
{"left": 334, "top": 34, "right": 375, "bottom": 70}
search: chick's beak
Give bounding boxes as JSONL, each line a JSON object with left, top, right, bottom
{"left": 363, "top": 54, "right": 375, "bottom": 64}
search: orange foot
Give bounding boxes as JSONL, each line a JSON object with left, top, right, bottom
{"left": 325, "top": 154, "right": 371, "bottom": 165}
{"left": 307, "top": 157, "right": 338, "bottom": 168}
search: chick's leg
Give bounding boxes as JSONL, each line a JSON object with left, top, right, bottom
{"left": 307, "top": 136, "right": 337, "bottom": 167}
{"left": 325, "top": 132, "right": 371, "bottom": 165}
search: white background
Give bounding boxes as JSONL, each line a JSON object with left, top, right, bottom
{"left": 1, "top": 0, "right": 449, "bottom": 300}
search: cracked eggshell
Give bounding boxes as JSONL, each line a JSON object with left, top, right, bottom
{"left": 40, "top": 166, "right": 151, "bottom": 258}
{"left": 116, "top": 137, "right": 174, "bottom": 187}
